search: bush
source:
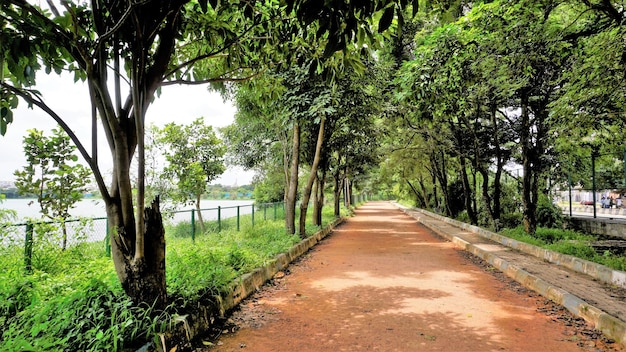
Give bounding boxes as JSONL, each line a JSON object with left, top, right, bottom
{"left": 0, "top": 201, "right": 347, "bottom": 350}
{"left": 536, "top": 196, "right": 562, "bottom": 228}
{"left": 165, "top": 220, "right": 193, "bottom": 238}
{"left": 499, "top": 212, "right": 522, "bottom": 229}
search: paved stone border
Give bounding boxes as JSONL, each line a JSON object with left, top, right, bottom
{"left": 395, "top": 203, "right": 626, "bottom": 346}
{"left": 147, "top": 217, "right": 345, "bottom": 351}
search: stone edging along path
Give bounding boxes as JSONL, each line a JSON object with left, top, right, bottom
{"left": 144, "top": 216, "right": 346, "bottom": 352}
{"left": 395, "top": 203, "right": 626, "bottom": 346}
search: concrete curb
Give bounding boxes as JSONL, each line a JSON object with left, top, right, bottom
{"left": 395, "top": 204, "right": 626, "bottom": 346}
{"left": 151, "top": 217, "right": 346, "bottom": 351}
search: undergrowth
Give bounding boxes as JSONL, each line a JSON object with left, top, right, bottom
{"left": 0, "top": 203, "right": 348, "bottom": 351}
{"left": 500, "top": 226, "right": 626, "bottom": 271}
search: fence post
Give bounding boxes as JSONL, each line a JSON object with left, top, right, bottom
{"left": 274, "top": 202, "right": 277, "bottom": 220}
{"left": 218, "top": 206, "right": 222, "bottom": 232}
{"left": 191, "top": 209, "right": 196, "bottom": 242}
{"left": 264, "top": 204, "right": 267, "bottom": 221}
{"left": 251, "top": 203, "right": 255, "bottom": 227}
{"left": 24, "top": 222, "right": 33, "bottom": 274}
{"left": 237, "top": 206, "right": 240, "bottom": 232}
{"left": 105, "top": 220, "right": 111, "bottom": 257}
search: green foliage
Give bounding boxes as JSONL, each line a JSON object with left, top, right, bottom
{"left": 0, "top": 194, "right": 16, "bottom": 223}
{"left": 14, "top": 128, "right": 91, "bottom": 220}
{"left": 165, "top": 221, "right": 194, "bottom": 239}
{"left": 1, "top": 277, "right": 171, "bottom": 352}
{"left": 536, "top": 195, "right": 563, "bottom": 229}
{"left": 0, "top": 199, "right": 346, "bottom": 349}
{"left": 502, "top": 226, "right": 593, "bottom": 246}
{"left": 13, "top": 127, "right": 91, "bottom": 249}
{"left": 500, "top": 226, "right": 626, "bottom": 271}
{"left": 153, "top": 118, "right": 226, "bottom": 206}
{"left": 253, "top": 170, "right": 286, "bottom": 203}
{"left": 500, "top": 212, "right": 523, "bottom": 229}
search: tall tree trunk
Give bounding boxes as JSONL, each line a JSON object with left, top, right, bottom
{"left": 520, "top": 90, "right": 538, "bottom": 235}
{"left": 313, "top": 169, "right": 326, "bottom": 225}
{"left": 312, "top": 175, "right": 322, "bottom": 226}
{"left": 312, "top": 174, "right": 320, "bottom": 226}
{"left": 431, "top": 150, "right": 451, "bottom": 215}
{"left": 491, "top": 103, "right": 504, "bottom": 230}
{"left": 418, "top": 175, "right": 431, "bottom": 208}
{"left": 478, "top": 166, "right": 496, "bottom": 226}
{"left": 333, "top": 171, "right": 341, "bottom": 217}
{"left": 285, "top": 122, "right": 300, "bottom": 234}
{"left": 431, "top": 169, "right": 439, "bottom": 210}
{"left": 299, "top": 118, "right": 325, "bottom": 237}
{"left": 459, "top": 156, "right": 478, "bottom": 225}
{"left": 344, "top": 176, "right": 351, "bottom": 208}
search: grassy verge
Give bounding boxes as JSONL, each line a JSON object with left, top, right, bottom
{"left": 500, "top": 226, "right": 626, "bottom": 272}
{"left": 0, "top": 204, "right": 349, "bottom": 351}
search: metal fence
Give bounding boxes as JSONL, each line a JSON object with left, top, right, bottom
{"left": 1, "top": 201, "right": 285, "bottom": 273}
{"left": 3, "top": 194, "right": 385, "bottom": 273}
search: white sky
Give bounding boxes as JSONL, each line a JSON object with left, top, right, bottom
{"left": 0, "top": 72, "right": 254, "bottom": 186}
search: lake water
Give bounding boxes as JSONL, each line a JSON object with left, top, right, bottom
{"left": 0, "top": 198, "right": 255, "bottom": 222}
{"left": 0, "top": 198, "right": 256, "bottom": 246}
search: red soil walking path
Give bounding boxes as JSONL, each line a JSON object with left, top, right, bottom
{"left": 205, "top": 202, "right": 623, "bottom": 351}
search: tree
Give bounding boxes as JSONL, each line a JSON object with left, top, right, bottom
{"left": 1, "top": 0, "right": 410, "bottom": 306}
{"left": 14, "top": 127, "right": 91, "bottom": 249}
{"left": 0, "top": 194, "right": 17, "bottom": 224}
{"left": 155, "top": 117, "right": 225, "bottom": 233}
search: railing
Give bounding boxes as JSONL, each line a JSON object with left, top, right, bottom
{"left": 3, "top": 193, "right": 387, "bottom": 273}
{"left": 1, "top": 201, "right": 285, "bottom": 273}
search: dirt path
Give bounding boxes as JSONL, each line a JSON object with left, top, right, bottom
{"left": 203, "top": 202, "right": 623, "bottom": 352}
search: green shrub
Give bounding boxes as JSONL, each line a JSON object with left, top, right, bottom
{"left": 0, "top": 201, "right": 349, "bottom": 350}
{"left": 500, "top": 226, "right": 626, "bottom": 272}
{"left": 1, "top": 278, "right": 171, "bottom": 352}
{"left": 165, "top": 220, "right": 193, "bottom": 238}
{"left": 499, "top": 212, "right": 522, "bottom": 229}
{"left": 536, "top": 196, "right": 562, "bottom": 228}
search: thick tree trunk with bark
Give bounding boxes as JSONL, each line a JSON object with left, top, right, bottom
{"left": 109, "top": 197, "right": 166, "bottom": 309}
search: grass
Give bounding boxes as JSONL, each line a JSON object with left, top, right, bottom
{"left": 500, "top": 226, "right": 626, "bottom": 272}
{"left": 0, "top": 202, "right": 350, "bottom": 351}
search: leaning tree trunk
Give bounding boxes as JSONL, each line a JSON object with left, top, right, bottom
{"left": 285, "top": 122, "right": 300, "bottom": 235}
{"left": 299, "top": 117, "right": 325, "bottom": 237}
{"left": 109, "top": 197, "right": 166, "bottom": 309}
